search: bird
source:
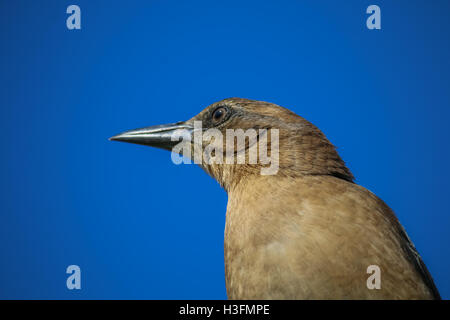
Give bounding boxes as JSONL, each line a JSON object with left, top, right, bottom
{"left": 110, "top": 98, "right": 440, "bottom": 300}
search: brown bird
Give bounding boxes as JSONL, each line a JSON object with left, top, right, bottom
{"left": 110, "top": 98, "right": 440, "bottom": 300}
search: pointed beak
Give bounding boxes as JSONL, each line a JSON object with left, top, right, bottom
{"left": 109, "top": 122, "right": 193, "bottom": 151}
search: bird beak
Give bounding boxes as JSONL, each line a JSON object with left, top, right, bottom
{"left": 109, "top": 122, "right": 194, "bottom": 151}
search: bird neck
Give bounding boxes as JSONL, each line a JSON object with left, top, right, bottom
{"left": 201, "top": 128, "right": 354, "bottom": 193}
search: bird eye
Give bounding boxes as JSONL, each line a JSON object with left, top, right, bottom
{"left": 211, "top": 107, "right": 227, "bottom": 124}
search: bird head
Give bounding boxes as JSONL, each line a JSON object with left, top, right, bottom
{"left": 110, "top": 98, "right": 353, "bottom": 191}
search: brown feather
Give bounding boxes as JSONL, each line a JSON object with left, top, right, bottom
{"left": 188, "top": 98, "right": 439, "bottom": 299}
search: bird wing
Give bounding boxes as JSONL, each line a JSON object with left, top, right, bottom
{"left": 338, "top": 178, "right": 441, "bottom": 300}
{"left": 226, "top": 174, "right": 441, "bottom": 299}
{"left": 394, "top": 220, "right": 441, "bottom": 299}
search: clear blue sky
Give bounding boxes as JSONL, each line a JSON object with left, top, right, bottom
{"left": 1, "top": 0, "right": 449, "bottom": 299}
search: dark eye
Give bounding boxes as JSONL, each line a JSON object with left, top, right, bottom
{"left": 212, "top": 107, "right": 227, "bottom": 124}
